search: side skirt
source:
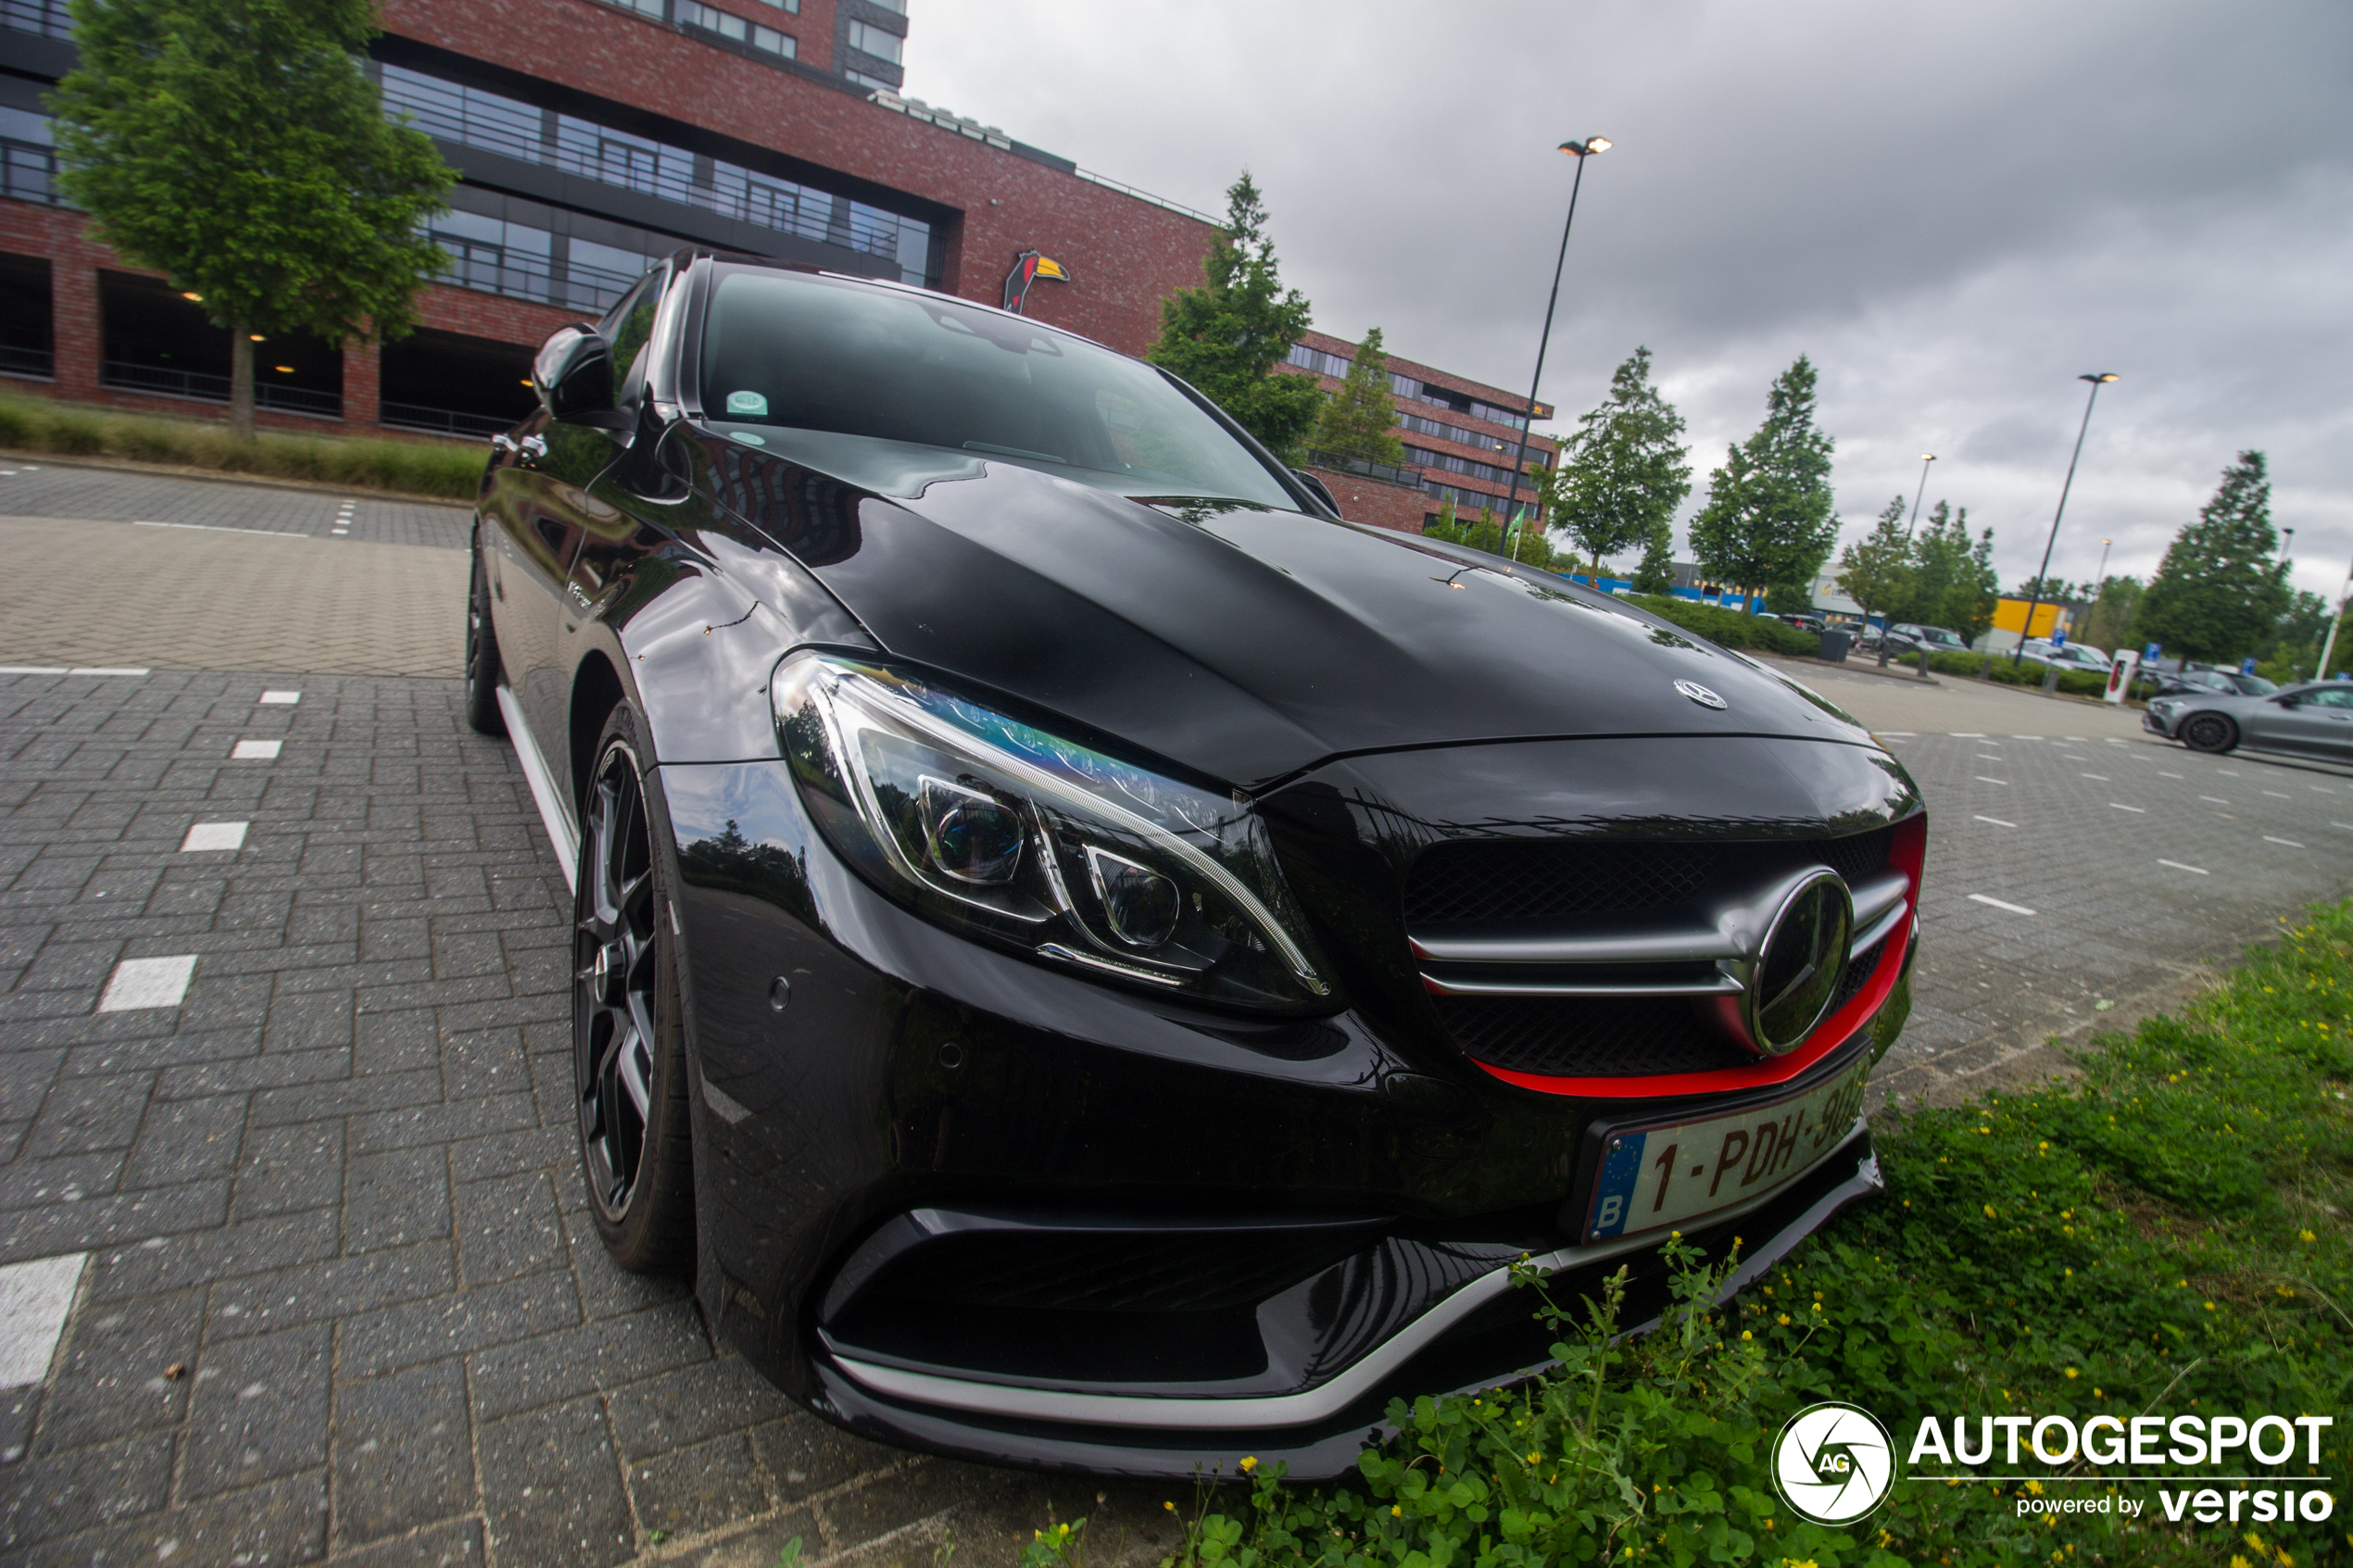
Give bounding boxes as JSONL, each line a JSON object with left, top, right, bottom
{"left": 497, "top": 684, "right": 581, "bottom": 894}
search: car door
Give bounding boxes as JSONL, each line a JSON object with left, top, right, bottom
{"left": 2269, "top": 686, "right": 2353, "bottom": 759}
{"left": 504, "top": 266, "right": 670, "bottom": 763}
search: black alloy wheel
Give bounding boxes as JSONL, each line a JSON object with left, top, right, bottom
{"left": 464, "top": 540, "right": 506, "bottom": 737}
{"left": 2179, "top": 712, "right": 2238, "bottom": 755}
{"left": 573, "top": 708, "right": 695, "bottom": 1272}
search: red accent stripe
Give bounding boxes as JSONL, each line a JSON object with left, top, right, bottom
{"left": 1471, "top": 813, "right": 1928, "bottom": 1100}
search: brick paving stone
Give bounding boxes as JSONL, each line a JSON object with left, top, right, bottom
{"left": 0, "top": 474, "right": 2347, "bottom": 1566}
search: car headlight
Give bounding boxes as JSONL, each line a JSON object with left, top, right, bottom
{"left": 774, "top": 652, "right": 1334, "bottom": 1011}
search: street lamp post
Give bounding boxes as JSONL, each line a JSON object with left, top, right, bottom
{"left": 2094, "top": 538, "right": 2112, "bottom": 586}
{"left": 1903, "top": 453, "right": 1937, "bottom": 539}
{"left": 2318, "top": 550, "right": 2353, "bottom": 682}
{"left": 1499, "top": 135, "right": 1609, "bottom": 566}
{"left": 2012, "top": 373, "right": 2118, "bottom": 666}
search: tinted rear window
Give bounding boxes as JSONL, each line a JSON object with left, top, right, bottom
{"left": 699, "top": 269, "right": 1299, "bottom": 509}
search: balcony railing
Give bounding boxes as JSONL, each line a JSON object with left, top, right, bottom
{"left": 0, "top": 0, "right": 70, "bottom": 38}
{"left": 1301, "top": 447, "right": 1425, "bottom": 489}
{"left": 0, "top": 345, "right": 52, "bottom": 378}
{"left": 381, "top": 402, "right": 519, "bottom": 439}
{"left": 101, "top": 361, "right": 343, "bottom": 418}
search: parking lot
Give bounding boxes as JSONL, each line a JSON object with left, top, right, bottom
{"left": 0, "top": 465, "right": 2346, "bottom": 1566}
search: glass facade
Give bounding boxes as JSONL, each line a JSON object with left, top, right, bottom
{"left": 0, "top": 106, "right": 57, "bottom": 207}
{"left": 845, "top": 19, "right": 904, "bottom": 63}
{"left": 0, "top": 0, "right": 69, "bottom": 38}
{"left": 676, "top": 0, "right": 794, "bottom": 57}
{"left": 381, "top": 65, "right": 937, "bottom": 286}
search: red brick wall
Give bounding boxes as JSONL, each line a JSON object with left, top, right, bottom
{"left": 380, "top": 0, "right": 1216, "bottom": 357}
{"left": 1305, "top": 468, "right": 1430, "bottom": 534}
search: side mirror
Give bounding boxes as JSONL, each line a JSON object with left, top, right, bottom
{"left": 533, "top": 324, "right": 616, "bottom": 422}
{"left": 1291, "top": 468, "right": 1341, "bottom": 517}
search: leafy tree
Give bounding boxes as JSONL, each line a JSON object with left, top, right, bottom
{"left": 1305, "top": 327, "right": 1404, "bottom": 464}
{"left": 1553, "top": 346, "right": 1691, "bottom": 572}
{"left": 2079, "top": 574, "right": 2145, "bottom": 654}
{"left": 2132, "top": 451, "right": 2291, "bottom": 661}
{"left": 1905, "top": 499, "right": 1989, "bottom": 634}
{"left": 1955, "top": 526, "right": 2002, "bottom": 648}
{"left": 1629, "top": 521, "right": 1677, "bottom": 595}
{"left": 1423, "top": 494, "right": 1566, "bottom": 573}
{"left": 1834, "top": 496, "right": 1914, "bottom": 663}
{"left": 1688, "top": 356, "right": 1838, "bottom": 611}
{"left": 1147, "top": 171, "right": 1324, "bottom": 458}
{"left": 53, "top": 0, "right": 454, "bottom": 440}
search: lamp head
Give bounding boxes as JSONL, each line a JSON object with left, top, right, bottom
{"left": 1921, "top": 453, "right": 1937, "bottom": 462}
{"left": 2081, "top": 372, "right": 2120, "bottom": 384}
{"left": 1559, "top": 136, "right": 1613, "bottom": 157}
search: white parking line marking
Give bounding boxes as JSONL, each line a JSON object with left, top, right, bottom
{"left": 2264, "top": 835, "right": 2305, "bottom": 848}
{"left": 2263, "top": 790, "right": 2291, "bottom": 799}
{"left": 2062, "top": 755, "right": 2090, "bottom": 761}
{"left": 2109, "top": 803, "right": 2145, "bottom": 812}
{"left": 2216, "top": 769, "right": 2240, "bottom": 775}
{"left": 258, "top": 691, "right": 300, "bottom": 705}
{"left": 231, "top": 739, "right": 281, "bottom": 760}
{"left": 1969, "top": 894, "right": 2036, "bottom": 915}
{"left": 98, "top": 955, "right": 196, "bottom": 1011}
{"left": 180, "top": 822, "right": 247, "bottom": 852}
{"left": 1976, "top": 776, "right": 2008, "bottom": 785}
{"left": 1949, "top": 732, "right": 1986, "bottom": 738}
{"left": 1878, "top": 731, "right": 1917, "bottom": 736}
{"left": 1976, "top": 753, "right": 2004, "bottom": 762}
{"left": 2200, "top": 796, "right": 2229, "bottom": 804}
{"left": 2314, "top": 785, "right": 2336, "bottom": 794}
{"left": 1972, "top": 815, "right": 2017, "bottom": 828}
{"left": 2158, "top": 771, "right": 2182, "bottom": 778}
{"left": 2081, "top": 772, "right": 2109, "bottom": 780}
{"left": 2335, "top": 822, "right": 2353, "bottom": 832}
{"left": 0, "top": 667, "right": 67, "bottom": 675}
{"left": 132, "top": 521, "right": 303, "bottom": 538}
{"left": 0, "top": 1254, "right": 87, "bottom": 1386}
{"left": 2158, "top": 859, "right": 2209, "bottom": 875}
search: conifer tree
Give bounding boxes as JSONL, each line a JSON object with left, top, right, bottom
{"left": 1689, "top": 356, "right": 1839, "bottom": 610}
{"left": 1147, "top": 172, "right": 1324, "bottom": 458}
{"left": 1834, "top": 496, "right": 1914, "bottom": 663}
{"left": 1629, "top": 521, "right": 1677, "bottom": 595}
{"left": 1554, "top": 346, "right": 1691, "bottom": 572}
{"left": 2133, "top": 451, "right": 2291, "bottom": 661}
{"left": 52, "top": 0, "right": 453, "bottom": 440}
{"left": 1307, "top": 328, "right": 1405, "bottom": 463}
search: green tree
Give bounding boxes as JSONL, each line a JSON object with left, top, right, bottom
{"left": 1305, "top": 327, "right": 1404, "bottom": 464}
{"left": 1147, "top": 171, "right": 1324, "bottom": 458}
{"left": 1629, "top": 521, "right": 1677, "bottom": 595}
{"left": 1833, "top": 496, "right": 1915, "bottom": 664}
{"left": 53, "top": 0, "right": 454, "bottom": 440}
{"left": 1688, "top": 356, "right": 1838, "bottom": 611}
{"left": 1553, "top": 345, "right": 1691, "bottom": 572}
{"left": 2079, "top": 574, "right": 2144, "bottom": 654}
{"left": 1904, "top": 499, "right": 1983, "bottom": 631}
{"left": 1956, "top": 526, "right": 2002, "bottom": 648}
{"left": 2133, "top": 451, "right": 2291, "bottom": 661}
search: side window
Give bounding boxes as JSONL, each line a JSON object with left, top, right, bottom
{"left": 2309, "top": 687, "right": 2353, "bottom": 709}
{"left": 600, "top": 265, "right": 668, "bottom": 408}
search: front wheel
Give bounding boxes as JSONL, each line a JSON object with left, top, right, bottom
{"left": 574, "top": 705, "right": 696, "bottom": 1273}
{"left": 2179, "top": 711, "right": 2238, "bottom": 754}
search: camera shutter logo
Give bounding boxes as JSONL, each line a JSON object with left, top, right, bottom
{"left": 1771, "top": 1401, "right": 1897, "bottom": 1524}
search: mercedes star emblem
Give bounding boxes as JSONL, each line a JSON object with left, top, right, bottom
{"left": 1675, "top": 680, "right": 1727, "bottom": 710}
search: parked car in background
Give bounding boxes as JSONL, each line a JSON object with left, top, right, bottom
{"left": 2145, "top": 667, "right": 2279, "bottom": 699}
{"left": 1876, "top": 624, "right": 1969, "bottom": 658}
{"left": 1784, "top": 611, "right": 1829, "bottom": 634}
{"left": 2019, "top": 640, "right": 2111, "bottom": 674}
{"left": 2145, "top": 681, "right": 2353, "bottom": 760}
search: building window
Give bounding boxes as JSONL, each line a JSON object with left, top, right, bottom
{"left": 0, "top": 0, "right": 72, "bottom": 38}
{"left": 760, "top": 0, "right": 799, "bottom": 10}
{"left": 380, "top": 66, "right": 934, "bottom": 284}
{"left": 596, "top": 0, "right": 667, "bottom": 17}
{"left": 0, "top": 106, "right": 58, "bottom": 207}
{"left": 678, "top": 2, "right": 745, "bottom": 41}
{"left": 846, "top": 19, "right": 903, "bottom": 62}
{"left": 863, "top": 0, "right": 905, "bottom": 11}
{"left": 1282, "top": 342, "right": 1351, "bottom": 379}
{"left": 0, "top": 252, "right": 53, "bottom": 379}
{"left": 1397, "top": 408, "right": 1517, "bottom": 457}
{"left": 845, "top": 69, "right": 896, "bottom": 91}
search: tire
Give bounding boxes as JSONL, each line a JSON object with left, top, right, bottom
{"left": 573, "top": 705, "right": 696, "bottom": 1273}
{"left": 2179, "top": 711, "right": 2238, "bottom": 754}
{"left": 464, "top": 540, "right": 507, "bottom": 737}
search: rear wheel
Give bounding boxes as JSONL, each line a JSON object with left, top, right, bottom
{"left": 2180, "top": 711, "right": 2238, "bottom": 754}
{"left": 464, "top": 541, "right": 505, "bottom": 737}
{"left": 573, "top": 706, "right": 695, "bottom": 1273}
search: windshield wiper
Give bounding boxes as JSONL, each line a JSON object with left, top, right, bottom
{"left": 963, "top": 440, "right": 1067, "bottom": 464}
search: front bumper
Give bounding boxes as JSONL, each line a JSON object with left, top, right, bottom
{"left": 655, "top": 745, "right": 1916, "bottom": 1479}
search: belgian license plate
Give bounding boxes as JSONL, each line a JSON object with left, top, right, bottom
{"left": 1582, "top": 1057, "right": 1871, "bottom": 1242}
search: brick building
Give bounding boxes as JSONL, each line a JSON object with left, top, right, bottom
{"left": 0, "top": 0, "right": 1218, "bottom": 438}
{"left": 1281, "top": 328, "right": 1557, "bottom": 534}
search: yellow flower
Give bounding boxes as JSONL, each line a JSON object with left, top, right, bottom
{"left": 1239, "top": 1456, "right": 1258, "bottom": 1473}
{"left": 1983, "top": 1204, "right": 1998, "bottom": 1218}
{"left": 1391, "top": 1506, "right": 1403, "bottom": 1517}
{"left": 1164, "top": 1501, "right": 1176, "bottom": 1512}
{"left": 1779, "top": 1313, "right": 1792, "bottom": 1325}
{"left": 2300, "top": 1230, "right": 2318, "bottom": 1243}
{"left": 2064, "top": 1368, "right": 2079, "bottom": 1379}
{"left": 2028, "top": 1480, "right": 2045, "bottom": 1495}
{"left": 1742, "top": 1330, "right": 1754, "bottom": 1341}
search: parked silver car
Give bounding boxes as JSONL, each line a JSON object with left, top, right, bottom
{"left": 2145, "top": 681, "right": 2353, "bottom": 760}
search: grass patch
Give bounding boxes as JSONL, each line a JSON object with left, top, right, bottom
{"left": 1034, "top": 904, "right": 2353, "bottom": 1568}
{"left": 1626, "top": 594, "right": 1821, "bottom": 658}
{"left": 0, "top": 389, "right": 486, "bottom": 500}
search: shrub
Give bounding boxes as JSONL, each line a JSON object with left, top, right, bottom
{"left": 0, "top": 390, "right": 485, "bottom": 499}
{"left": 1624, "top": 594, "right": 1818, "bottom": 657}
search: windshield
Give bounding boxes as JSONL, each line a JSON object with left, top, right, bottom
{"left": 698, "top": 267, "right": 1300, "bottom": 509}
{"left": 2233, "top": 673, "right": 2280, "bottom": 695}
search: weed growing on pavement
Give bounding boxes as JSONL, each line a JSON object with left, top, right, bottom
{"left": 1139, "top": 901, "right": 2352, "bottom": 1566}
{"left": 0, "top": 390, "right": 484, "bottom": 498}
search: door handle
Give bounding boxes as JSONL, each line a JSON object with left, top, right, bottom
{"left": 490, "top": 433, "right": 518, "bottom": 454}
{"left": 521, "top": 435, "right": 547, "bottom": 458}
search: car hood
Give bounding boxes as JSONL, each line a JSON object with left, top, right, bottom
{"left": 700, "top": 430, "right": 1874, "bottom": 789}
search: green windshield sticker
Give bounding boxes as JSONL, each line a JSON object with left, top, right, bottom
{"left": 725, "top": 390, "right": 768, "bottom": 416}
{"left": 728, "top": 430, "right": 767, "bottom": 445}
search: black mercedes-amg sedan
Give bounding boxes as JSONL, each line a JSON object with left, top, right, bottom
{"left": 466, "top": 249, "right": 1924, "bottom": 1480}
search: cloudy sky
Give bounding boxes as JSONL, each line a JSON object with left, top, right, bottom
{"left": 906, "top": 0, "right": 2353, "bottom": 600}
